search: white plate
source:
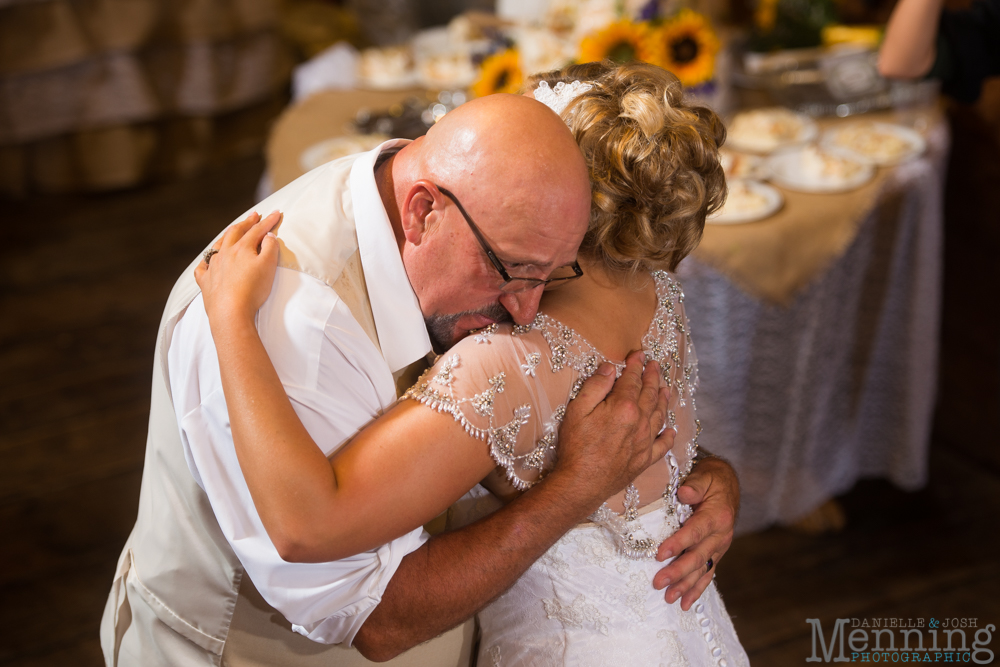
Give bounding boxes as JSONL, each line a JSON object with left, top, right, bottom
{"left": 766, "top": 147, "right": 875, "bottom": 193}
{"left": 726, "top": 108, "right": 819, "bottom": 154}
{"left": 720, "top": 149, "right": 770, "bottom": 181}
{"left": 300, "top": 134, "right": 390, "bottom": 172}
{"left": 709, "top": 179, "right": 784, "bottom": 224}
{"left": 820, "top": 121, "right": 927, "bottom": 166}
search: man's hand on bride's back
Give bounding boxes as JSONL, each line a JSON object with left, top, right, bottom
{"left": 194, "top": 211, "right": 282, "bottom": 326}
{"left": 554, "top": 351, "right": 674, "bottom": 510}
{"left": 653, "top": 455, "right": 739, "bottom": 611}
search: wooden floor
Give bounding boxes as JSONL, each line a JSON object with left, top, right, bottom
{"left": 2, "top": 133, "right": 998, "bottom": 665}
{"left": 1, "top": 158, "right": 267, "bottom": 665}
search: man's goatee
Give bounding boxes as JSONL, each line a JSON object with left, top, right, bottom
{"left": 425, "top": 302, "right": 512, "bottom": 353}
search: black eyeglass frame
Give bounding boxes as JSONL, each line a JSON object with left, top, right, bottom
{"left": 435, "top": 185, "right": 584, "bottom": 293}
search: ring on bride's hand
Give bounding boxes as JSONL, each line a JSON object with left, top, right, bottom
{"left": 204, "top": 248, "right": 219, "bottom": 265}
{"left": 706, "top": 558, "right": 714, "bottom": 571}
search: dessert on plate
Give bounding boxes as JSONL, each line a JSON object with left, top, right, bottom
{"left": 728, "top": 107, "right": 816, "bottom": 153}
{"left": 417, "top": 52, "right": 477, "bottom": 89}
{"left": 824, "top": 121, "right": 925, "bottom": 165}
{"left": 358, "top": 46, "right": 415, "bottom": 89}
{"left": 720, "top": 149, "right": 767, "bottom": 180}
{"left": 800, "top": 145, "right": 865, "bottom": 181}
{"left": 718, "top": 180, "right": 769, "bottom": 215}
{"left": 709, "top": 179, "right": 782, "bottom": 224}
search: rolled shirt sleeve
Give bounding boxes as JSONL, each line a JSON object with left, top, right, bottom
{"left": 168, "top": 267, "right": 429, "bottom": 646}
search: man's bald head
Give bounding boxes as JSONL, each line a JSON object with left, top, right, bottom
{"left": 409, "top": 94, "right": 590, "bottom": 211}
{"left": 385, "top": 94, "right": 591, "bottom": 349}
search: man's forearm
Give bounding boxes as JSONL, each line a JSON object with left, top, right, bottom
{"left": 355, "top": 354, "right": 672, "bottom": 661}
{"left": 353, "top": 469, "right": 602, "bottom": 661}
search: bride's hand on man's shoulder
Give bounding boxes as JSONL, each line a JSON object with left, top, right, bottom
{"left": 195, "top": 211, "right": 282, "bottom": 325}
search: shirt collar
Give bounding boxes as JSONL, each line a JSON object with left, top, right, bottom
{"left": 350, "top": 139, "right": 433, "bottom": 373}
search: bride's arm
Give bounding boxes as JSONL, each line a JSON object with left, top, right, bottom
{"left": 198, "top": 214, "right": 678, "bottom": 658}
{"left": 196, "top": 213, "right": 498, "bottom": 562}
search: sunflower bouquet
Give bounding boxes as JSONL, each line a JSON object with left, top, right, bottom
{"left": 578, "top": 20, "right": 661, "bottom": 68}
{"left": 576, "top": 9, "right": 720, "bottom": 89}
{"left": 651, "top": 10, "right": 720, "bottom": 88}
{"left": 472, "top": 49, "right": 524, "bottom": 97}
{"left": 471, "top": 2, "right": 721, "bottom": 96}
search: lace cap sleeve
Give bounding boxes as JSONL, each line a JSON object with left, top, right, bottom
{"left": 404, "top": 323, "right": 578, "bottom": 491}
{"left": 646, "top": 271, "right": 701, "bottom": 476}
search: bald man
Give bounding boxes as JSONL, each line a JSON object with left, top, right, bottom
{"left": 377, "top": 94, "right": 592, "bottom": 350}
{"left": 101, "top": 95, "right": 736, "bottom": 667}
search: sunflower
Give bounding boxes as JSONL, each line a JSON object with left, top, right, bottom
{"left": 654, "top": 10, "right": 719, "bottom": 88}
{"left": 578, "top": 20, "right": 662, "bottom": 66}
{"left": 472, "top": 50, "right": 524, "bottom": 97}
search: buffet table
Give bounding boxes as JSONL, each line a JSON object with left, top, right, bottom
{"left": 265, "top": 90, "right": 948, "bottom": 534}
{"left": 681, "top": 112, "right": 947, "bottom": 533}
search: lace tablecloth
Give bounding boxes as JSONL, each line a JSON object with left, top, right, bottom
{"left": 677, "top": 116, "right": 949, "bottom": 533}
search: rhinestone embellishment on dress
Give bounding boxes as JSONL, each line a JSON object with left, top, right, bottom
{"left": 405, "top": 272, "right": 700, "bottom": 557}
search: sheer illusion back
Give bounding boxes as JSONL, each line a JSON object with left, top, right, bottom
{"left": 406, "top": 271, "right": 702, "bottom": 559}
{"left": 406, "top": 272, "right": 748, "bottom": 667}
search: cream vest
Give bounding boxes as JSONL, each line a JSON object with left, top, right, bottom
{"left": 99, "top": 154, "right": 474, "bottom": 667}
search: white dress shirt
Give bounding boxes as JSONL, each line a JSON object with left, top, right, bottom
{"left": 167, "top": 142, "right": 433, "bottom": 646}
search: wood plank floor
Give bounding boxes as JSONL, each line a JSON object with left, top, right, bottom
{"left": 1, "top": 158, "right": 266, "bottom": 666}
{"left": 2, "top": 141, "right": 998, "bottom": 666}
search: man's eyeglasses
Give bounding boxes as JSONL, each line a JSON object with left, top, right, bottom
{"left": 436, "top": 185, "right": 584, "bottom": 294}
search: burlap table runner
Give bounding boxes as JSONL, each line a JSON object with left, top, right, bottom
{"left": 693, "top": 107, "right": 945, "bottom": 305}
{"left": 266, "top": 92, "right": 944, "bottom": 305}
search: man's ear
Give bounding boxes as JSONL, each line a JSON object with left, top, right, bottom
{"left": 400, "top": 181, "right": 442, "bottom": 246}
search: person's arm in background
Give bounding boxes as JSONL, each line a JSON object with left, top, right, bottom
{"left": 880, "top": 0, "right": 1000, "bottom": 103}
{"left": 878, "top": 0, "right": 944, "bottom": 78}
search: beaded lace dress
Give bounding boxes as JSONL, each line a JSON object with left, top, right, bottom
{"left": 405, "top": 272, "right": 748, "bottom": 667}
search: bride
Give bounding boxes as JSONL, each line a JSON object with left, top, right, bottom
{"left": 197, "top": 61, "right": 747, "bottom": 666}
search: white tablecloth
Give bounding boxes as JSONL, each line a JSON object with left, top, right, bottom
{"left": 677, "top": 120, "right": 949, "bottom": 534}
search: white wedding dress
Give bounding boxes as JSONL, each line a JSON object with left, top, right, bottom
{"left": 406, "top": 272, "right": 749, "bottom": 667}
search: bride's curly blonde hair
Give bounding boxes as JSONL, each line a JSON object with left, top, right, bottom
{"left": 525, "top": 61, "right": 727, "bottom": 274}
